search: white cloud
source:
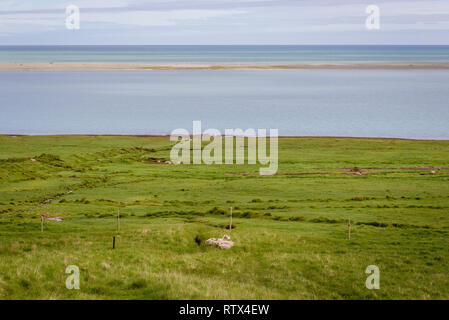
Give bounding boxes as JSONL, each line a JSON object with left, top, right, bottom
{"left": 0, "top": 0, "right": 448, "bottom": 44}
{"left": 0, "top": 8, "right": 246, "bottom": 29}
{"left": 82, "top": 9, "right": 246, "bottom": 26}
{"left": 0, "top": 0, "right": 131, "bottom": 11}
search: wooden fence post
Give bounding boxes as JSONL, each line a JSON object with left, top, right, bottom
{"left": 117, "top": 209, "right": 120, "bottom": 232}
{"left": 348, "top": 218, "right": 351, "bottom": 240}
{"left": 230, "top": 207, "right": 233, "bottom": 232}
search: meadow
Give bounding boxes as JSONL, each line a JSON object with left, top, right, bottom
{"left": 0, "top": 135, "right": 448, "bottom": 299}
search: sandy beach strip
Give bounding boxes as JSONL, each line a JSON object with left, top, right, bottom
{"left": 1, "top": 62, "right": 449, "bottom": 71}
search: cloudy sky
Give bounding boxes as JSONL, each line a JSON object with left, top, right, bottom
{"left": 0, "top": 0, "right": 448, "bottom": 45}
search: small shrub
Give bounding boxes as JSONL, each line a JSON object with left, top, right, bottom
{"left": 98, "top": 213, "right": 113, "bottom": 218}
{"left": 240, "top": 210, "right": 259, "bottom": 218}
{"left": 19, "top": 279, "right": 31, "bottom": 289}
{"left": 309, "top": 217, "right": 341, "bottom": 224}
{"left": 268, "top": 205, "right": 288, "bottom": 209}
{"left": 207, "top": 207, "right": 226, "bottom": 215}
{"left": 129, "top": 279, "right": 147, "bottom": 289}
{"left": 289, "top": 216, "right": 306, "bottom": 222}
{"left": 350, "top": 196, "right": 374, "bottom": 201}
{"left": 391, "top": 223, "right": 408, "bottom": 229}
{"left": 356, "top": 221, "right": 389, "bottom": 228}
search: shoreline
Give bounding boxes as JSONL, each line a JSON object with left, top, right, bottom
{"left": 2, "top": 134, "right": 448, "bottom": 142}
{"left": 1, "top": 62, "right": 449, "bottom": 71}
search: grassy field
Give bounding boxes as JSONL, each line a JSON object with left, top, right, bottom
{"left": 0, "top": 135, "right": 448, "bottom": 300}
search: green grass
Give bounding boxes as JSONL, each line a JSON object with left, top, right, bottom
{"left": 0, "top": 135, "right": 448, "bottom": 299}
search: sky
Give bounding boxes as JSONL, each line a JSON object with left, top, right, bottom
{"left": 0, "top": 0, "right": 448, "bottom": 45}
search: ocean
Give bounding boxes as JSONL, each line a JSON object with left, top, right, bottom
{"left": 0, "top": 45, "right": 449, "bottom": 63}
{"left": 1, "top": 69, "right": 448, "bottom": 139}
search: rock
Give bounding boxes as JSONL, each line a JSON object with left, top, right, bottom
{"left": 205, "top": 235, "right": 234, "bottom": 250}
{"left": 218, "top": 241, "right": 234, "bottom": 250}
{"left": 205, "top": 238, "right": 217, "bottom": 246}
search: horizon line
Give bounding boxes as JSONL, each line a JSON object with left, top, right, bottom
{"left": 2, "top": 134, "right": 448, "bottom": 142}
{"left": 2, "top": 44, "right": 449, "bottom": 47}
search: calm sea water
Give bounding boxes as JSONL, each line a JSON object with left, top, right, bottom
{"left": 0, "top": 45, "right": 449, "bottom": 62}
{"left": 1, "top": 70, "right": 448, "bottom": 139}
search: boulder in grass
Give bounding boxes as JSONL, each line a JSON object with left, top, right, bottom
{"left": 205, "top": 235, "right": 234, "bottom": 250}
{"left": 217, "top": 240, "right": 234, "bottom": 250}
